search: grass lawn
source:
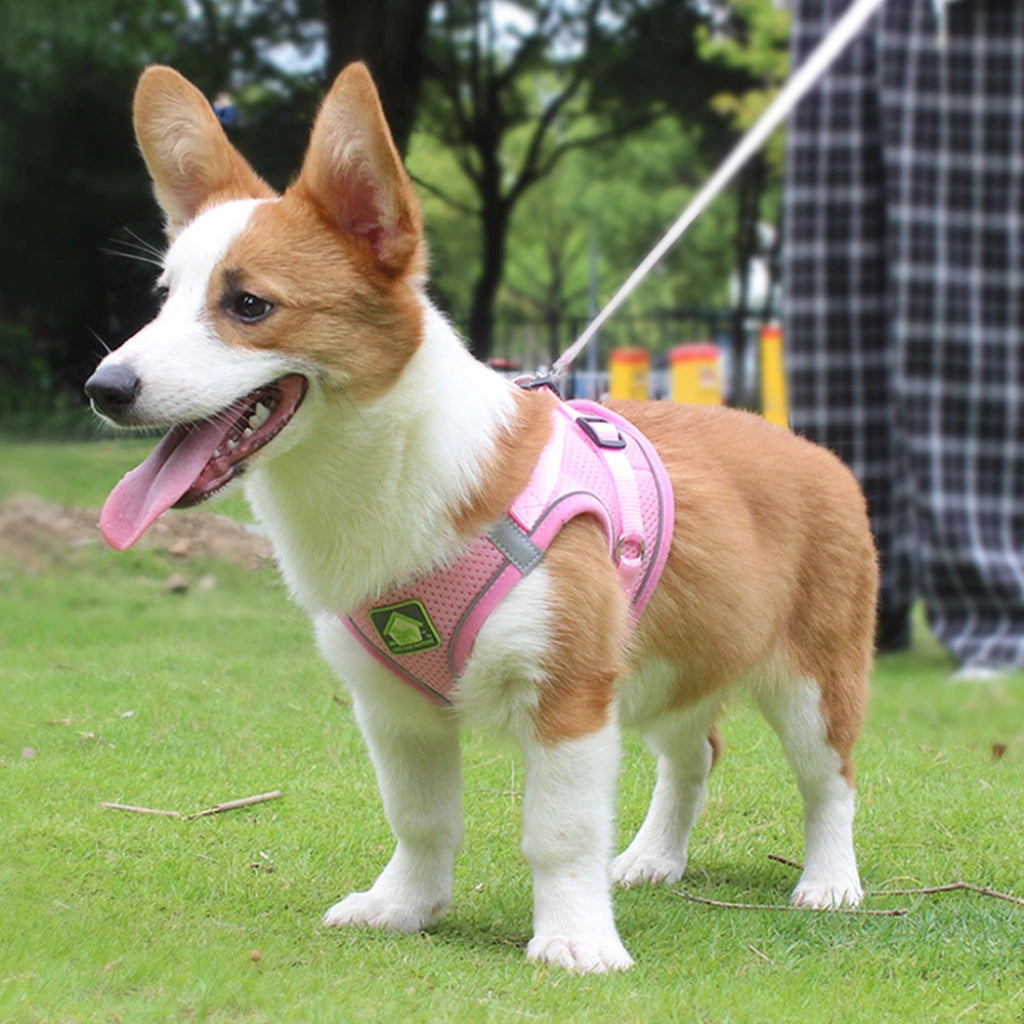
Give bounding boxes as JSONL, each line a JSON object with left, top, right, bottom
{"left": 2, "top": 439, "right": 1023, "bottom": 1023}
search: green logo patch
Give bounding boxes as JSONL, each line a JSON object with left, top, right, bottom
{"left": 369, "top": 600, "right": 442, "bottom": 656}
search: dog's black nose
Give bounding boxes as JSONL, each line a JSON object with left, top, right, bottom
{"left": 85, "top": 365, "right": 141, "bottom": 419}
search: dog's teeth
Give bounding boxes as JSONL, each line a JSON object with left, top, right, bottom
{"left": 249, "top": 402, "right": 271, "bottom": 431}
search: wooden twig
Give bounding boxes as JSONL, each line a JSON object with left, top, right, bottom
{"left": 101, "top": 802, "right": 180, "bottom": 818}
{"left": 766, "top": 855, "right": 1024, "bottom": 908}
{"left": 670, "top": 890, "right": 910, "bottom": 916}
{"left": 872, "top": 882, "right": 1024, "bottom": 907}
{"left": 184, "top": 790, "right": 283, "bottom": 820}
{"left": 101, "top": 790, "right": 282, "bottom": 820}
{"left": 767, "top": 853, "right": 803, "bottom": 870}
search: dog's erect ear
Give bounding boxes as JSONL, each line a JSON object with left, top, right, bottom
{"left": 133, "top": 66, "right": 274, "bottom": 239}
{"left": 296, "top": 62, "right": 422, "bottom": 275}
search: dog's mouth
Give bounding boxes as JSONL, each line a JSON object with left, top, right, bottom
{"left": 99, "top": 374, "right": 308, "bottom": 551}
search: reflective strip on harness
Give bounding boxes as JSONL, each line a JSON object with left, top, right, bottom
{"left": 342, "top": 399, "right": 674, "bottom": 705}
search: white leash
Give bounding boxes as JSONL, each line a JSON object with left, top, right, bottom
{"left": 550, "top": 0, "right": 891, "bottom": 382}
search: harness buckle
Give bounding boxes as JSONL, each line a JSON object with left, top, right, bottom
{"left": 577, "top": 415, "right": 627, "bottom": 450}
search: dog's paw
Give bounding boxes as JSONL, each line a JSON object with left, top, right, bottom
{"left": 791, "top": 877, "right": 864, "bottom": 910}
{"left": 527, "top": 932, "right": 634, "bottom": 973}
{"left": 322, "top": 890, "right": 447, "bottom": 934}
{"left": 611, "top": 849, "right": 686, "bottom": 889}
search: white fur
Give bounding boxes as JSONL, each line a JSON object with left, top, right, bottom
{"left": 98, "top": 237, "right": 865, "bottom": 963}
{"left": 465, "top": 568, "right": 629, "bottom": 969}
{"left": 315, "top": 549, "right": 636, "bottom": 973}
{"left": 520, "top": 720, "right": 633, "bottom": 972}
{"left": 612, "top": 694, "right": 723, "bottom": 889}
{"left": 318, "top": 617, "right": 463, "bottom": 933}
{"left": 245, "top": 304, "right": 518, "bottom": 615}
{"left": 100, "top": 199, "right": 308, "bottom": 426}
{"left": 757, "top": 679, "right": 863, "bottom": 908}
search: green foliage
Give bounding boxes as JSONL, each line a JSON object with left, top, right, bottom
{"left": 2, "top": 442, "right": 1024, "bottom": 1022}
{"left": 412, "top": 114, "right": 735, "bottom": 364}
{"left": 0, "top": 0, "right": 790, "bottom": 423}
{"left": 0, "top": 0, "right": 324, "bottom": 421}
{"left": 697, "top": 0, "right": 792, "bottom": 176}
{"left": 0, "top": 11, "right": 171, "bottom": 406}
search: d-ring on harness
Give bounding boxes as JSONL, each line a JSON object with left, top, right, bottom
{"left": 343, "top": 395, "right": 674, "bottom": 705}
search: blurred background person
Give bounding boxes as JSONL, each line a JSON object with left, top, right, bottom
{"left": 782, "top": 0, "right": 1024, "bottom": 678}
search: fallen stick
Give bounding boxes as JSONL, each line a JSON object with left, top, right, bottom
{"left": 101, "top": 790, "right": 283, "bottom": 820}
{"left": 767, "top": 854, "right": 1024, "bottom": 908}
{"left": 101, "top": 802, "right": 180, "bottom": 818}
{"left": 767, "top": 853, "right": 802, "bottom": 870}
{"left": 872, "top": 881, "right": 1024, "bottom": 907}
{"left": 184, "top": 790, "right": 283, "bottom": 820}
{"left": 670, "top": 889, "right": 909, "bottom": 916}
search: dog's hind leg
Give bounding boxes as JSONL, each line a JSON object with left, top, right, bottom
{"left": 756, "top": 677, "right": 863, "bottom": 909}
{"left": 612, "top": 694, "right": 722, "bottom": 889}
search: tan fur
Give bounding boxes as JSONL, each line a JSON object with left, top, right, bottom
{"left": 110, "top": 62, "right": 877, "bottom": 958}
{"left": 452, "top": 387, "right": 556, "bottom": 539}
{"left": 209, "top": 197, "right": 426, "bottom": 403}
{"left": 133, "top": 67, "right": 274, "bottom": 238}
{"left": 536, "top": 516, "right": 629, "bottom": 743}
{"left": 708, "top": 726, "right": 724, "bottom": 769}
{"left": 296, "top": 64, "right": 424, "bottom": 277}
{"left": 518, "top": 399, "right": 875, "bottom": 778}
{"left": 133, "top": 61, "right": 875, "bottom": 778}
{"left": 135, "top": 62, "right": 429, "bottom": 404}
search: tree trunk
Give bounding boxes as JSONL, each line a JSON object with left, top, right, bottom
{"left": 321, "top": 0, "right": 433, "bottom": 155}
{"left": 546, "top": 313, "right": 562, "bottom": 368}
{"left": 467, "top": 197, "right": 510, "bottom": 362}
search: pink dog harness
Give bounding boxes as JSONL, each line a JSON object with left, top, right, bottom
{"left": 343, "top": 399, "right": 674, "bottom": 705}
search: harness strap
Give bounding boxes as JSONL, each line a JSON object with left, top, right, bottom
{"left": 569, "top": 406, "right": 647, "bottom": 592}
{"left": 342, "top": 399, "right": 673, "bottom": 705}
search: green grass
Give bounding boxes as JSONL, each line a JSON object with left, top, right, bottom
{"left": 2, "top": 440, "right": 1023, "bottom": 1023}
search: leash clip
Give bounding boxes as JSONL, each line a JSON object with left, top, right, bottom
{"left": 515, "top": 373, "right": 562, "bottom": 397}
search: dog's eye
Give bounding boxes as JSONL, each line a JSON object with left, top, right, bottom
{"left": 230, "top": 292, "right": 274, "bottom": 323}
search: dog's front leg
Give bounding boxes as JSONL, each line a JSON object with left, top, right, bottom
{"left": 520, "top": 719, "right": 633, "bottom": 972}
{"left": 319, "top": 629, "right": 463, "bottom": 934}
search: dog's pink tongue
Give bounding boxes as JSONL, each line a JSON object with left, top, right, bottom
{"left": 99, "top": 421, "right": 223, "bottom": 550}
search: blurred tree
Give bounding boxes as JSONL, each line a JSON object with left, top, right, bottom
{"left": 415, "top": 0, "right": 660, "bottom": 361}
{"left": 321, "top": 0, "right": 435, "bottom": 155}
{"left": 0, "top": 0, "right": 787, "bottom": 422}
{"left": 590, "top": 0, "right": 787, "bottom": 402}
{"left": 0, "top": 1, "right": 187, "bottom": 417}
{"left": 0, "top": 0, "right": 326, "bottom": 419}
{"left": 697, "top": 0, "right": 790, "bottom": 401}
{"left": 412, "top": 0, "right": 775, "bottom": 364}
{"left": 496, "top": 115, "right": 734, "bottom": 367}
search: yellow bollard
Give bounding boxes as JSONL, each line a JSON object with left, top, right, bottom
{"left": 670, "top": 343, "right": 722, "bottom": 405}
{"left": 608, "top": 348, "right": 650, "bottom": 400}
{"left": 759, "top": 324, "right": 789, "bottom": 428}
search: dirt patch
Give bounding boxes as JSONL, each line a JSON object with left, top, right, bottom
{"left": 0, "top": 497, "right": 273, "bottom": 572}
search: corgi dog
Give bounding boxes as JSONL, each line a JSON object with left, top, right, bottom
{"left": 85, "top": 63, "right": 877, "bottom": 973}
